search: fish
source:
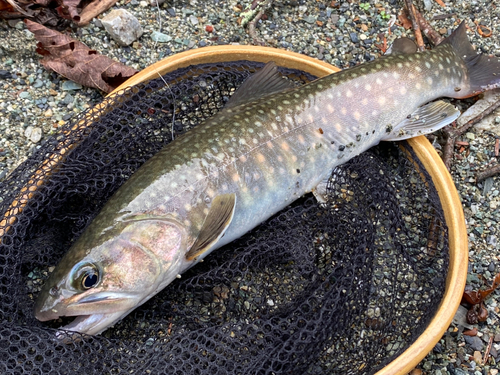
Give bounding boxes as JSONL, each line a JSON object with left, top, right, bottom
{"left": 35, "top": 22, "right": 500, "bottom": 336}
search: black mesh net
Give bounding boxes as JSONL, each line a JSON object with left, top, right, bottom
{"left": 0, "top": 61, "right": 448, "bottom": 374}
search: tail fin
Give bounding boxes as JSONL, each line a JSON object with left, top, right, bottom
{"left": 440, "top": 22, "right": 500, "bottom": 96}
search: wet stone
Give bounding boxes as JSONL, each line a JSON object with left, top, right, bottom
{"left": 350, "top": 32, "right": 359, "bottom": 43}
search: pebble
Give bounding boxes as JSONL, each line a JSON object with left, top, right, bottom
{"left": 464, "top": 336, "right": 484, "bottom": 351}
{"left": 151, "top": 31, "right": 172, "bottom": 43}
{"left": 101, "top": 9, "right": 144, "bottom": 46}
{"left": 189, "top": 15, "right": 199, "bottom": 25}
{"left": 24, "top": 126, "right": 42, "bottom": 143}
{"left": 61, "top": 81, "right": 83, "bottom": 91}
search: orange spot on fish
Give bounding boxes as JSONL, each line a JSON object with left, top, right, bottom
{"left": 281, "top": 142, "right": 290, "bottom": 151}
{"left": 256, "top": 153, "right": 266, "bottom": 163}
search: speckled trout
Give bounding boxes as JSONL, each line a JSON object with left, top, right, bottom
{"left": 35, "top": 23, "right": 500, "bottom": 336}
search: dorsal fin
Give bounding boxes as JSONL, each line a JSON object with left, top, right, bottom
{"left": 185, "top": 193, "right": 237, "bottom": 261}
{"left": 225, "top": 62, "right": 296, "bottom": 108}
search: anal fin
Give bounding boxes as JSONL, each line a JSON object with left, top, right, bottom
{"left": 186, "top": 193, "right": 237, "bottom": 261}
{"left": 383, "top": 100, "right": 460, "bottom": 141}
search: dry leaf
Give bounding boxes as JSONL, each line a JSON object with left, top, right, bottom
{"left": 398, "top": 12, "right": 412, "bottom": 30}
{"left": 25, "top": 19, "right": 137, "bottom": 93}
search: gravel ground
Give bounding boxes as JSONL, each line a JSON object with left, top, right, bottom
{"left": 1, "top": 0, "right": 500, "bottom": 374}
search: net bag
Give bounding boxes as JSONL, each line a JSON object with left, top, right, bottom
{"left": 0, "top": 60, "right": 450, "bottom": 374}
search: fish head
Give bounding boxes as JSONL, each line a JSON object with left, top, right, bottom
{"left": 34, "top": 219, "right": 187, "bottom": 336}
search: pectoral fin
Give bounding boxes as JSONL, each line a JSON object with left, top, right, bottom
{"left": 185, "top": 193, "right": 237, "bottom": 261}
{"left": 382, "top": 100, "right": 460, "bottom": 141}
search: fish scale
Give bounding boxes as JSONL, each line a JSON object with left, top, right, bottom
{"left": 35, "top": 22, "right": 500, "bottom": 336}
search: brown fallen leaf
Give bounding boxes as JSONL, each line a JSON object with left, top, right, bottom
{"left": 25, "top": 19, "right": 137, "bottom": 93}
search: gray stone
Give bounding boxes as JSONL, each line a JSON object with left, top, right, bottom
{"left": 464, "top": 335, "right": 484, "bottom": 351}
{"left": 101, "top": 9, "right": 143, "bottom": 46}
{"left": 189, "top": 15, "right": 199, "bottom": 25}
{"left": 62, "top": 81, "right": 83, "bottom": 91}
{"left": 151, "top": 31, "right": 172, "bottom": 43}
{"left": 303, "top": 15, "right": 315, "bottom": 24}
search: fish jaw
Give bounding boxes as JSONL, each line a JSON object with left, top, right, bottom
{"left": 35, "top": 218, "right": 189, "bottom": 335}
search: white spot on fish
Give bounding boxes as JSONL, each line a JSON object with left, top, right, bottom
{"left": 365, "top": 84, "right": 372, "bottom": 91}
{"left": 353, "top": 111, "right": 361, "bottom": 121}
{"left": 378, "top": 97, "right": 386, "bottom": 105}
{"left": 327, "top": 104, "right": 335, "bottom": 113}
{"left": 399, "top": 87, "right": 407, "bottom": 95}
{"left": 426, "top": 77, "right": 433, "bottom": 85}
{"left": 415, "top": 66, "right": 422, "bottom": 73}
{"left": 346, "top": 90, "right": 353, "bottom": 98}
{"left": 341, "top": 107, "right": 347, "bottom": 115}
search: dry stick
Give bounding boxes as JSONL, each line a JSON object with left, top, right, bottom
{"left": 483, "top": 335, "right": 494, "bottom": 364}
{"left": 404, "top": 0, "right": 425, "bottom": 51}
{"left": 415, "top": 9, "right": 444, "bottom": 45}
{"left": 246, "top": 0, "right": 273, "bottom": 45}
{"left": 478, "top": 165, "right": 500, "bottom": 182}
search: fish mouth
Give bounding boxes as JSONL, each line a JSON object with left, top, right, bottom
{"left": 55, "top": 310, "right": 133, "bottom": 336}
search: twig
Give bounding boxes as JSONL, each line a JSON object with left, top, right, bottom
{"left": 455, "top": 99, "right": 500, "bottom": 135}
{"left": 241, "top": 0, "right": 273, "bottom": 45}
{"left": 415, "top": 9, "right": 444, "bottom": 45}
{"left": 477, "top": 164, "right": 500, "bottom": 182}
{"left": 483, "top": 335, "right": 494, "bottom": 364}
{"left": 404, "top": 0, "right": 425, "bottom": 51}
{"left": 441, "top": 125, "right": 456, "bottom": 171}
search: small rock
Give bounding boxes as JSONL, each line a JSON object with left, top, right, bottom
{"left": 19, "top": 91, "right": 31, "bottom": 99}
{"left": 62, "top": 81, "right": 83, "bottom": 91}
{"left": 423, "top": 0, "right": 433, "bottom": 10}
{"left": 44, "top": 108, "right": 53, "bottom": 117}
{"left": 487, "top": 235, "right": 498, "bottom": 247}
{"left": 495, "top": 116, "right": 500, "bottom": 124}
{"left": 25, "top": 126, "right": 42, "bottom": 143}
{"left": 101, "top": 9, "right": 143, "bottom": 46}
{"left": 167, "top": 8, "right": 176, "bottom": 17}
{"left": 494, "top": 333, "right": 500, "bottom": 342}
{"left": 473, "top": 350, "right": 482, "bottom": 365}
{"left": 349, "top": 32, "right": 359, "bottom": 43}
{"left": 32, "top": 79, "right": 44, "bottom": 88}
{"left": 464, "top": 335, "right": 484, "bottom": 351}
{"left": 189, "top": 15, "right": 198, "bottom": 25}
{"left": 491, "top": 369, "right": 499, "bottom": 375}
{"left": 465, "top": 132, "right": 475, "bottom": 140}
{"left": 303, "top": 15, "right": 315, "bottom": 24}
{"left": 359, "top": 34, "right": 367, "bottom": 40}
{"left": 151, "top": 30, "right": 172, "bottom": 43}
{"left": 0, "top": 70, "right": 11, "bottom": 79}
{"left": 205, "top": 25, "right": 213, "bottom": 33}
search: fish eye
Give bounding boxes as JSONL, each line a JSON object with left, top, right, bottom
{"left": 82, "top": 270, "right": 99, "bottom": 289}
{"left": 71, "top": 263, "right": 100, "bottom": 291}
